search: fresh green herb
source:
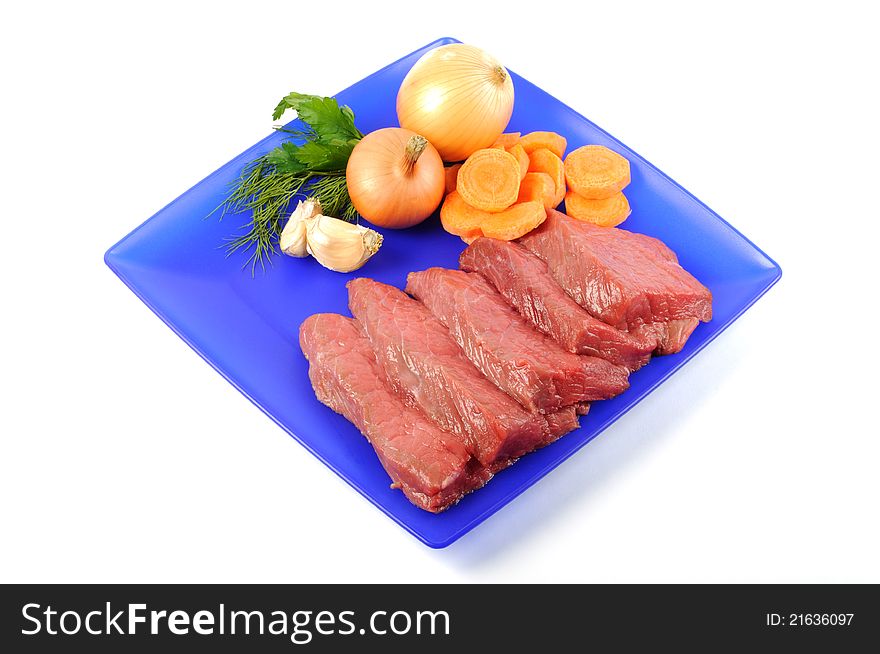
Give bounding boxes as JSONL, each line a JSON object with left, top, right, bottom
{"left": 212, "top": 92, "right": 364, "bottom": 273}
{"left": 272, "top": 92, "right": 362, "bottom": 142}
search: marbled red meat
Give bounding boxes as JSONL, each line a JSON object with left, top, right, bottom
{"left": 406, "top": 268, "right": 629, "bottom": 412}
{"left": 300, "top": 212, "right": 712, "bottom": 514}
{"left": 631, "top": 318, "right": 700, "bottom": 356}
{"left": 347, "top": 278, "right": 576, "bottom": 466}
{"left": 299, "top": 313, "right": 490, "bottom": 512}
{"left": 460, "top": 238, "right": 655, "bottom": 370}
{"left": 519, "top": 210, "right": 712, "bottom": 330}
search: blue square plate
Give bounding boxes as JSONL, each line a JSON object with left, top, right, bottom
{"left": 105, "top": 38, "right": 781, "bottom": 548}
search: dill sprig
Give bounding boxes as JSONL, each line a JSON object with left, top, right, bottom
{"left": 211, "top": 92, "right": 363, "bottom": 274}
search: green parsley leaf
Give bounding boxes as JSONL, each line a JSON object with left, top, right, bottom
{"left": 266, "top": 142, "right": 307, "bottom": 174}
{"left": 293, "top": 139, "right": 359, "bottom": 172}
{"left": 272, "top": 92, "right": 363, "bottom": 141}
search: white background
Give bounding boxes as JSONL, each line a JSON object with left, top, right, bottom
{"left": 2, "top": 1, "right": 877, "bottom": 583}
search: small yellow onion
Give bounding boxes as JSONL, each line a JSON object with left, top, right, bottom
{"left": 346, "top": 127, "right": 445, "bottom": 229}
{"left": 396, "top": 43, "right": 515, "bottom": 162}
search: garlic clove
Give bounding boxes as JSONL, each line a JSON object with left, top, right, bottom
{"left": 280, "top": 198, "right": 322, "bottom": 257}
{"left": 280, "top": 218, "right": 308, "bottom": 258}
{"left": 306, "top": 214, "right": 383, "bottom": 273}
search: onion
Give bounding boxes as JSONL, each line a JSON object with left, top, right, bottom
{"left": 396, "top": 44, "right": 515, "bottom": 162}
{"left": 346, "top": 127, "right": 445, "bottom": 229}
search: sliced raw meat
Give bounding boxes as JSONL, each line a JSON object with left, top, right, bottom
{"left": 657, "top": 318, "right": 700, "bottom": 354}
{"left": 406, "top": 268, "right": 629, "bottom": 412}
{"left": 544, "top": 404, "right": 581, "bottom": 447}
{"left": 347, "top": 278, "right": 562, "bottom": 466}
{"left": 519, "top": 210, "right": 712, "bottom": 330}
{"left": 632, "top": 318, "right": 700, "bottom": 356}
{"left": 460, "top": 237, "right": 654, "bottom": 370}
{"left": 299, "top": 313, "right": 489, "bottom": 512}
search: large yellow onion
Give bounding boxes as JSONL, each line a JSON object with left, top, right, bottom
{"left": 396, "top": 44, "right": 515, "bottom": 162}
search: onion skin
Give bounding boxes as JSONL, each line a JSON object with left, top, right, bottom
{"left": 346, "top": 127, "right": 445, "bottom": 229}
{"left": 397, "top": 44, "right": 515, "bottom": 162}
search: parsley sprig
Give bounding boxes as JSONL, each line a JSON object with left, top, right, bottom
{"left": 213, "top": 93, "right": 364, "bottom": 273}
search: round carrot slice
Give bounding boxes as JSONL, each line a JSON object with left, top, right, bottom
{"left": 444, "top": 163, "right": 462, "bottom": 195}
{"left": 481, "top": 201, "right": 547, "bottom": 241}
{"left": 440, "top": 192, "right": 547, "bottom": 242}
{"left": 520, "top": 131, "right": 567, "bottom": 159}
{"left": 440, "top": 191, "right": 485, "bottom": 240}
{"left": 491, "top": 132, "right": 521, "bottom": 149}
{"left": 527, "top": 148, "right": 565, "bottom": 207}
{"left": 507, "top": 143, "right": 530, "bottom": 180}
{"left": 456, "top": 148, "right": 521, "bottom": 213}
{"left": 517, "top": 172, "right": 556, "bottom": 209}
{"left": 564, "top": 190, "right": 631, "bottom": 227}
{"left": 564, "top": 145, "right": 631, "bottom": 199}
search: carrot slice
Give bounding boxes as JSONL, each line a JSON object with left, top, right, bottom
{"left": 508, "top": 143, "right": 529, "bottom": 180}
{"left": 520, "top": 131, "right": 567, "bottom": 159}
{"left": 457, "top": 148, "right": 521, "bottom": 213}
{"left": 527, "top": 148, "right": 565, "bottom": 207}
{"left": 481, "top": 201, "right": 547, "bottom": 240}
{"left": 444, "top": 163, "right": 462, "bottom": 195}
{"left": 440, "top": 191, "right": 485, "bottom": 241}
{"left": 564, "top": 190, "right": 631, "bottom": 227}
{"left": 517, "top": 172, "right": 556, "bottom": 209}
{"left": 491, "top": 132, "right": 521, "bottom": 149}
{"left": 440, "top": 192, "right": 547, "bottom": 242}
{"left": 564, "top": 145, "right": 630, "bottom": 199}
